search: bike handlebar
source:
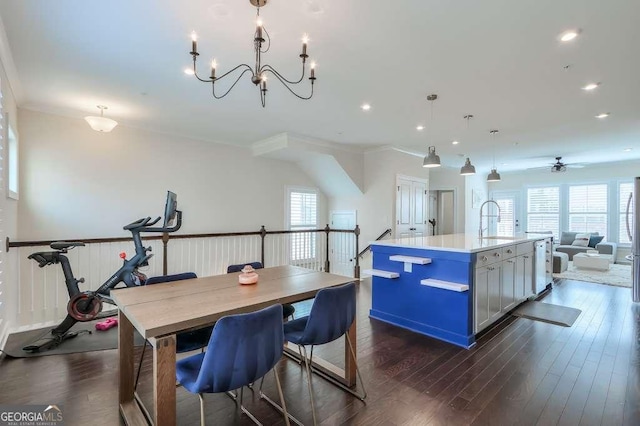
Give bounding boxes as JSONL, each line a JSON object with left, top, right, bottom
{"left": 122, "top": 211, "right": 182, "bottom": 234}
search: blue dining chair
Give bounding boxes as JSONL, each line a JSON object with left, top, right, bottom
{"left": 134, "top": 272, "right": 214, "bottom": 389}
{"left": 283, "top": 282, "right": 366, "bottom": 425}
{"left": 176, "top": 304, "right": 292, "bottom": 426}
{"left": 227, "top": 262, "right": 296, "bottom": 320}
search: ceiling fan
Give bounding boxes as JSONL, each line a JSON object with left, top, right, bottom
{"left": 549, "top": 157, "right": 586, "bottom": 173}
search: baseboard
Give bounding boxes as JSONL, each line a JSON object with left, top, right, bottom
{"left": 0, "top": 320, "right": 9, "bottom": 351}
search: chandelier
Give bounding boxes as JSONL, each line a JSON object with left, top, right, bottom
{"left": 188, "top": 0, "right": 316, "bottom": 107}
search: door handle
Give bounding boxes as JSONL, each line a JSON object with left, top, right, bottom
{"left": 409, "top": 227, "right": 417, "bottom": 231}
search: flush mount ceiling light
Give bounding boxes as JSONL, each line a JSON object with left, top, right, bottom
{"left": 460, "top": 157, "right": 476, "bottom": 176}
{"left": 187, "top": 0, "right": 316, "bottom": 107}
{"left": 84, "top": 105, "right": 118, "bottom": 132}
{"left": 487, "top": 130, "right": 502, "bottom": 182}
{"left": 422, "top": 94, "right": 441, "bottom": 168}
{"left": 582, "top": 82, "right": 600, "bottom": 91}
{"left": 595, "top": 112, "right": 610, "bottom": 119}
{"left": 559, "top": 29, "right": 580, "bottom": 42}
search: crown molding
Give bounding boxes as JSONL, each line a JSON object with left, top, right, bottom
{"left": 365, "top": 144, "right": 426, "bottom": 158}
{"left": 0, "top": 13, "right": 24, "bottom": 104}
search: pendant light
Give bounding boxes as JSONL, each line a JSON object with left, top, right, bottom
{"left": 459, "top": 115, "right": 476, "bottom": 175}
{"left": 422, "top": 94, "right": 441, "bottom": 168}
{"left": 84, "top": 105, "right": 118, "bottom": 132}
{"left": 487, "top": 129, "right": 502, "bottom": 182}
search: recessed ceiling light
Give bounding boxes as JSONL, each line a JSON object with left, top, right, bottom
{"left": 416, "top": 125, "right": 424, "bottom": 131}
{"left": 624, "top": 148, "right": 632, "bottom": 152}
{"left": 595, "top": 112, "right": 610, "bottom": 119}
{"left": 184, "top": 68, "right": 195, "bottom": 75}
{"left": 582, "top": 83, "right": 600, "bottom": 91}
{"left": 560, "top": 30, "right": 579, "bottom": 42}
{"left": 361, "top": 103, "right": 371, "bottom": 111}
{"left": 452, "top": 140, "right": 459, "bottom": 145}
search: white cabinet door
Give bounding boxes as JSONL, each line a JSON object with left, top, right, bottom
{"left": 501, "top": 259, "right": 516, "bottom": 312}
{"left": 488, "top": 264, "right": 502, "bottom": 322}
{"left": 475, "top": 266, "right": 490, "bottom": 333}
{"left": 515, "top": 255, "right": 526, "bottom": 302}
{"left": 523, "top": 254, "right": 534, "bottom": 298}
{"left": 516, "top": 254, "right": 534, "bottom": 302}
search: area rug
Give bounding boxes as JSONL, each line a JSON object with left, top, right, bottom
{"left": 553, "top": 261, "right": 632, "bottom": 288}
{"left": 2, "top": 318, "right": 146, "bottom": 358}
{"left": 513, "top": 301, "right": 581, "bottom": 327}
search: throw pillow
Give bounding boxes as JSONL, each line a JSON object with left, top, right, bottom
{"left": 571, "top": 233, "right": 590, "bottom": 247}
{"left": 588, "top": 235, "right": 605, "bottom": 248}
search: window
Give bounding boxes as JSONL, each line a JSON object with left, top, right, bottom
{"left": 7, "top": 123, "right": 18, "bottom": 199}
{"left": 495, "top": 198, "right": 514, "bottom": 237}
{"left": 527, "top": 187, "right": 560, "bottom": 238}
{"left": 619, "top": 182, "right": 634, "bottom": 244}
{"left": 568, "top": 184, "right": 607, "bottom": 236}
{"left": 287, "top": 188, "right": 318, "bottom": 261}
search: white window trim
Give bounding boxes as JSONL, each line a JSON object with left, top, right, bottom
{"left": 6, "top": 114, "right": 18, "bottom": 200}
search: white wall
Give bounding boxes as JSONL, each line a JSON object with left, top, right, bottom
{"left": 428, "top": 167, "right": 466, "bottom": 233}
{"left": 17, "top": 109, "right": 324, "bottom": 240}
{"left": 0, "top": 55, "right": 20, "bottom": 346}
{"left": 328, "top": 148, "right": 429, "bottom": 268}
{"left": 465, "top": 173, "right": 489, "bottom": 234}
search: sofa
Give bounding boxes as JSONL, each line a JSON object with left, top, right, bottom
{"left": 555, "top": 231, "right": 618, "bottom": 261}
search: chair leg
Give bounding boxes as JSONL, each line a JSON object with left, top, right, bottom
{"left": 239, "top": 386, "right": 262, "bottom": 425}
{"left": 273, "top": 366, "right": 292, "bottom": 426}
{"left": 134, "top": 340, "right": 148, "bottom": 390}
{"left": 301, "top": 345, "right": 318, "bottom": 426}
{"left": 307, "top": 333, "right": 367, "bottom": 401}
{"left": 259, "top": 363, "right": 304, "bottom": 426}
{"left": 198, "top": 393, "right": 205, "bottom": 426}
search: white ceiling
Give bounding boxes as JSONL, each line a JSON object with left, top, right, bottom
{"left": 1, "top": 0, "right": 639, "bottom": 172}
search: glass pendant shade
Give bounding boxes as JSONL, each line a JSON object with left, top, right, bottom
{"left": 84, "top": 116, "right": 118, "bottom": 132}
{"left": 423, "top": 146, "right": 441, "bottom": 168}
{"left": 487, "top": 168, "right": 502, "bottom": 182}
{"left": 460, "top": 157, "right": 476, "bottom": 175}
{"left": 85, "top": 105, "right": 118, "bottom": 132}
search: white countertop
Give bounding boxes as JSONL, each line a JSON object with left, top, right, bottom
{"left": 371, "top": 233, "right": 550, "bottom": 253}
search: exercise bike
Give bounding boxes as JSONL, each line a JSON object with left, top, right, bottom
{"left": 23, "top": 191, "right": 182, "bottom": 353}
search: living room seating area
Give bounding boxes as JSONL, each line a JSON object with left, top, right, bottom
{"left": 554, "top": 231, "right": 618, "bottom": 261}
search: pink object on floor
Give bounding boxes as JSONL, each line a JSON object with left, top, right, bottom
{"left": 95, "top": 318, "right": 118, "bottom": 331}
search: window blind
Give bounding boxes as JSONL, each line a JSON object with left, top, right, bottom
{"left": 527, "top": 187, "right": 560, "bottom": 238}
{"left": 496, "top": 198, "right": 514, "bottom": 237}
{"left": 568, "top": 184, "right": 608, "bottom": 236}
{"left": 289, "top": 190, "right": 318, "bottom": 261}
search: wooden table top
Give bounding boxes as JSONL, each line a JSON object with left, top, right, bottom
{"left": 112, "top": 266, "right": 353, "bottom": 339}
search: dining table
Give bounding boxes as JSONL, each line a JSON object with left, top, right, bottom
{"left": 112, "top": 265, "right": 357, "bottom": 426}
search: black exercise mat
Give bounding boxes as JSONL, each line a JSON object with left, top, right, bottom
{"left": 2, "top": 318, "right": 146, "bottom": 358}
{"left": 513, "top": 301, "right": 581, "bottom": 327}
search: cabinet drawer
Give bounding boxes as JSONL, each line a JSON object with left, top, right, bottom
{"left": 516, "top": 242, "right": 534, "bottom": 256}
{"left": 476, "top": 248, "right": 503, "bottom": 267}
{"left": 502, "top": 245, "right": 516, "bottom": 259}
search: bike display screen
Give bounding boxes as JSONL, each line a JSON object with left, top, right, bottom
{"left": 163, "top": 191, "right": 178, "bottom": 228}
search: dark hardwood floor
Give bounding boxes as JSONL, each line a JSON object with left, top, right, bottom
{"left": 1, "top": 278, "right": 639, "bottom": 426}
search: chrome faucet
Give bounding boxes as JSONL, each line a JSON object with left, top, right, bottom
{"left": 479, "top": 200, "right": 501, "bottom": 239}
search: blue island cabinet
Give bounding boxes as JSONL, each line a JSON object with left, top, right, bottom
{"left": 369, "top": 244, "right": 476, "bottom": 348}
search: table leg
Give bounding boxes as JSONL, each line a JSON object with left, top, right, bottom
{"left": 344, "top": 318, "right": 357, "bottom": 387}
{"left": 153, "top": 335, "right": 177, "bottom": 426}
{"left": 118, "top": 310, "right": 135, "bottom": 405}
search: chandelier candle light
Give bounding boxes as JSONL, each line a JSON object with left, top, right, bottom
{"left": 188, "top": 0, "right": 316, "bottom": 107}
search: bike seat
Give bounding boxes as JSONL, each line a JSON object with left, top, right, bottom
{"left": 50, "top": 241, "right": 86, "bottom": 250}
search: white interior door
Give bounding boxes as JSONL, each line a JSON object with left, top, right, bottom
{"left": 329, "top": 210, "right": 357, "bottom": 277}
{"left": 396, "top": 176, "right": 428, "bottom": 238}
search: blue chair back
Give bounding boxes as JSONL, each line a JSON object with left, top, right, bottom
{"left": 227, "top": 262, "right": 263, "bottom": 273}
{"left": 145, "top": 272, "right": 197, "bottom": 285}
{"left": 299, "top": 282, "right": 356, "bottom": 345}
{"left": 193, "top": 304, "right": 284, "bottom": 393}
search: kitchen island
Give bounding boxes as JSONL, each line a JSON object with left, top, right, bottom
{"left": 367, "top": 234, "right": 552, "bottom": 348}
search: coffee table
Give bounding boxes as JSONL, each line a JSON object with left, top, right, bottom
{"left": 573, "top": 252, "right": 612, "bottom": 271}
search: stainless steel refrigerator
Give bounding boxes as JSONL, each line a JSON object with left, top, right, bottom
{"left": 626, "top": 177, "right": 640, "bottom": 302}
